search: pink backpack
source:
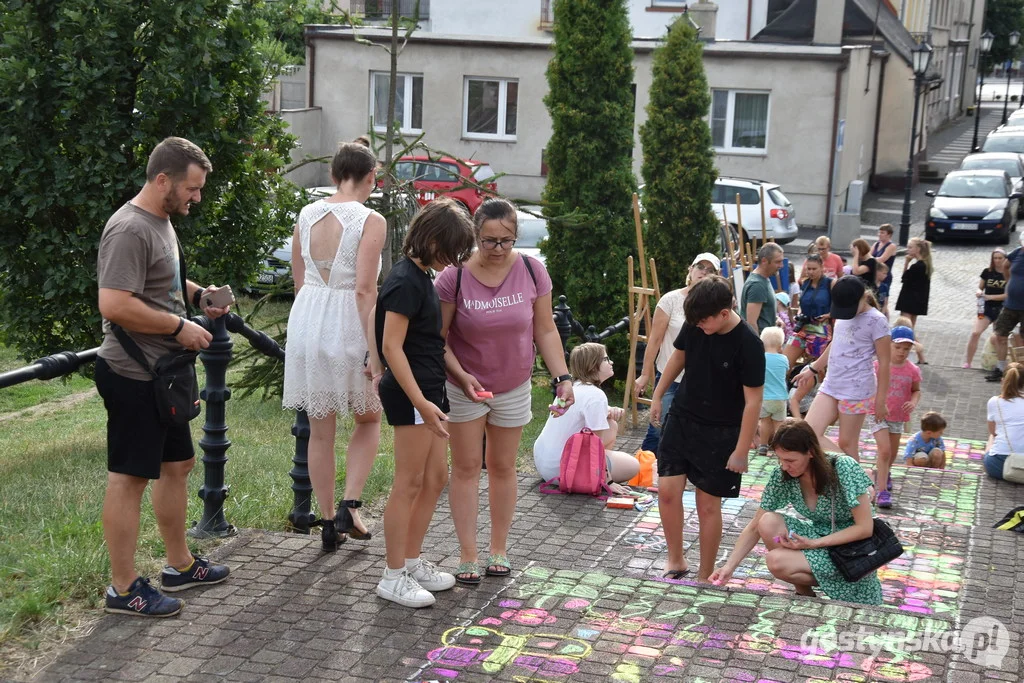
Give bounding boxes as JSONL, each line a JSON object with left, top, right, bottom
{"left": 541, "top": 428, "right": 610, "bottom": 497}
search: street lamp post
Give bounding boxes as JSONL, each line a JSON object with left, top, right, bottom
{"left": 973, "top": 30, "right": 996, "bottom": 151}
{"left": 899, "top": 42, "right": 934, "bottom": 247}
{"left": 1001, "top": 30, "right": 1021, "bottom": 124}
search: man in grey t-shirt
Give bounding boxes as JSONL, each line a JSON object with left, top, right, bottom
{"left": 95, "top": 137, "right": 232, "bottom": 617}
{"left": 741, "top": 243, "right": 784, "bottom": 334}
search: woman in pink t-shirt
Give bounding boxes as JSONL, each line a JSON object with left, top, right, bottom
{"left": 436, "top": 198, "right": 574, "bottom": 585}
{"left": 800, "top": 236, "right": 844, "bottom": 281}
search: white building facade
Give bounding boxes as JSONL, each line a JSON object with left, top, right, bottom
{"left": 281, "top": 0, "right": 970, "bottom": 227}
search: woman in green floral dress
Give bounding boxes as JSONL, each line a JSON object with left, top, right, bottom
{"left": 709, "top": 420, "right": 883, "bottom": 604}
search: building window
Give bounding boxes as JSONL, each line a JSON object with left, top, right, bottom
{"left": 650, "top": 0, "right": 687, "bottom": 8}
{"left": 711, "top": 90, "right": 770, "bottom": 153}
{"left": 464, "top": 78, "right": 518, "bottom": 141}
{"left": 370, "top": 72, "right": 423, "bottom": 134}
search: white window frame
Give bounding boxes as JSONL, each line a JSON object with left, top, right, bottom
{"left": 462, "top": 77, "right": 518, "bottom": 142}
{"left": 651, "top": 0, "right": 687, "bottom": 6}
{"left": 710, "top": 89, "right": 771, "bottom": 155}
{"left": 369, "top": 71, "right": 423, "bottom": 135}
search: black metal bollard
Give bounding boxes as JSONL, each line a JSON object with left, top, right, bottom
{"left": 288, "top": 410, "right": 315, "bottom": 533}
{"left": 189, "top": 315, "right": 237, "bottom": 538}
{"left": 553, "top": 295, "right": 572, "bottom": 361}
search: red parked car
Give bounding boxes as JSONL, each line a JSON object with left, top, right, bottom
{"left": 385, "top": 155, "right": 498, "bottom": 215}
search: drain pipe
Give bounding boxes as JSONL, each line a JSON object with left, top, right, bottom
{"left": 825, "top": 50, "right": 851, "bottom": 234}
{"left": 869, "top": 52, "right": 889, "bottom": 185}
{"left": 305, "top": 26, "right": 317, "bottom": 108}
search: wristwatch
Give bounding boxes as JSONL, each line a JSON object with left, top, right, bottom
{"left": 551, "top": 374, "right": 573, "bottom": 387}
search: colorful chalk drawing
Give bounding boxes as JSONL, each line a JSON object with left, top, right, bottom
{"left": 616, "top": 436, "right": 977, "bottom": 615}
{"left": 822, "top": 426, "right": 988, "bottom": 476}
{"left": 419, "top": 567, "right": 954, "bottom": 681}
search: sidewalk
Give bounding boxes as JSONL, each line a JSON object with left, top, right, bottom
{"left": 34, "top": 418, "right": 1024, "bottom": 682}
{"left": 29, "top": 110, "right": 1024, "bottom": 683}
{"left": 32, "top": 328, "right": 1024, "bottom": 681}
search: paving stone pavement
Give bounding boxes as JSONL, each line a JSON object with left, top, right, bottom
{"left": 29, "top": 110, "right": 1024, "bottom": 683}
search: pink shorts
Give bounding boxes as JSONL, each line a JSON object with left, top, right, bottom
{"left": 838, "top": 397, "right": 875, "bottom": 415}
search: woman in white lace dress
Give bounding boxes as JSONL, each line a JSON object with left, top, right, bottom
{"left": 283, "top": 143, "right": 387, "bottom": 551}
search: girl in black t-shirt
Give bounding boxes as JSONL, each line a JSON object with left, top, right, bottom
{"left": 850, "top": 239, "right": 878, "bottom": 294}
{"left": 370, "top": 198, "right": 475, "bottom": 608}
{"left": 965, "top": 249, "right": 1008, "bottom": 368}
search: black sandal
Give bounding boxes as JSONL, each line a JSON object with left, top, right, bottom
{"left": 336, "top": 500, "right": 372, "bottom": 540}
{"left": 662, "top": 568, "right": 690, "bottom": 580}
{"left": 310, "top": 518, "right": 345, "bottom": 552}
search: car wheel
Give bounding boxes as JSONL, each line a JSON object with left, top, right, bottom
{"left": 999, "top": 228, "right": 1011, "bottom": 245}
{"left": 925, "top": 230, "right": 937, "bottom": 242}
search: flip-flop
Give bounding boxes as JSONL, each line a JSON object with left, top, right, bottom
{"left": 662, "top": 568, "right": 691, "bottom": 580}
{"left": 455, "top": 561, "right": 482, "bottom": 585}
{"left": 994, "top": 506, "right": 1024, "bottom": 531}
{"left": 485, "top": 554, "right": 512, "bottom": 577}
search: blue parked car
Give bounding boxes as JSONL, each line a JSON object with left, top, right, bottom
{"left": 926, "top": 169, "right": 1020, "bottom": 245}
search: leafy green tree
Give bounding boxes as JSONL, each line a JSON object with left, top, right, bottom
{"left": 639, "top": 16, "right": 718, "bottom": 292}
{"left": 542, "top": 0, "right": 638, "bottom": 355}
{"left": 0, "top": 0, "right": 300, "bottom": 361}
{"left": 983, "top": 0, "right": 1024, "bottom": 73}
{"left": 263, "top": 0, "right": 347, "bottom": 64}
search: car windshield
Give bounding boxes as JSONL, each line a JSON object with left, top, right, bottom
{"left": 767, "top": 187, "right": 791, "bottom": 206}
{"left": 473, "top": 164, "right": 496, "bottom": 182}
{"left": 517, "top": 218, "right": 548, "bottom": 248}
{"left": 983, "top": 136, "right": 1024, "bottom": 153}
{"left": 394, "top": 161, "right": 418, "bottom": 180}
{"left": 961, "top": 158, "right": 1021, "bottom": 177}
{"left": 938, "top": 175, "right": 1007, "bottom": 198}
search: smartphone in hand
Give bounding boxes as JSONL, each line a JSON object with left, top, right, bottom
{"left": 202, "top": 285, "right": 235, "bottom": 309}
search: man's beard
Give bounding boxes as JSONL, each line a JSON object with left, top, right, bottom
{"left": 162, "top": 187, "right": 190, "bottom": 216}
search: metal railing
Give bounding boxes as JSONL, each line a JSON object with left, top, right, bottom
{"left": 350, "top": 0, "right": 429, "bottom": 20}
{"left": 1, "top": 296, "right": 633, "bottom": 535}
{"left": 539, "top": 0, "right": 553, "bottom": 29}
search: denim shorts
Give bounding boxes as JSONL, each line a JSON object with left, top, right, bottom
{"left": 867, "top": 416, "right": 906, "bottom": 434}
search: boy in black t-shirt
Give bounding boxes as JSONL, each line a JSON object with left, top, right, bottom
{"left": 650, "top": 275, "right": 765, "bottom": 582}
{"left": 369, "top": 198, "right": 476, "bottom": 608}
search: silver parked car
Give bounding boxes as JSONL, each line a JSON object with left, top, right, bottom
{"left": 711, "top": 176, "right": 799, "bottom": 244}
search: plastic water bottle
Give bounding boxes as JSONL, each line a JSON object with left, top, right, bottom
{"left": 978, "top": 295, "right": 986, "bottom": 318}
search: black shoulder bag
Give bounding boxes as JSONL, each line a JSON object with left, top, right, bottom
{"left": 111, "top": 238, "right": 202, "bottom": 426}
{"left": 827, "top": 462, "right": 904, "bottom": 582}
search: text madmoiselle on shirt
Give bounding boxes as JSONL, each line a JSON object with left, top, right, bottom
{"left": 462, "top": 293, "right": 526, "bottom": 311}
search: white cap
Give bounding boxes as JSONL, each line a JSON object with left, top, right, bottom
{"left": 691, "top": 252, "right": 721, "bottom": 272}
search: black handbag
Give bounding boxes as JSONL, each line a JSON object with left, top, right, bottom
{"left": 826, "top": 478, "right": 904, "bottom": 583}
{"left": 111, "top": 237, "right": 202, "bottom": 426}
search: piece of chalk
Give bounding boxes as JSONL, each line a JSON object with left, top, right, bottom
{"left": 475, "top": 391, "right": 493, "bottom": 399}
{"left": 773, "top": 536, "right": 781, "bottom": 544}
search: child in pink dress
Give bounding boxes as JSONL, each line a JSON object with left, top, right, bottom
{"left": 867, "top": 325, "right": 922, "bottom": 508}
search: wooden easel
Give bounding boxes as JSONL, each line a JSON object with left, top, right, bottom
{"left": 623, "top": 193, "right": 661, "bottom": 429}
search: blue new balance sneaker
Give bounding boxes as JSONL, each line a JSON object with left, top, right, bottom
{"left": 160, "top": 555, "right": 230, "bottom": 592}
{"left": 105, "top": 576, "right": 183, "bottom": 617}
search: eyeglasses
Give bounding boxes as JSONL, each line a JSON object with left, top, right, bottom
{"left": 603, "top": 356, "right": 612, "bottom": 363}
{"left": 480, "top": 238, "right": 517, "bottom": 250}
{"left": 693, "top": 263, "right": 716, "bottom": 273}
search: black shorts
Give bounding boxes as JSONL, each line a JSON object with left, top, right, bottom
{"left": 377, "top": 371, "right": 449, "bottom": 427}
{"left": 94, "top": 357, "right": 195, "bottom": 479}
{"left": 985, "top": 301, "right": 1004, "bottom": 323}
{"left": 657, "top": 412, "right": 742, "bottom": 498}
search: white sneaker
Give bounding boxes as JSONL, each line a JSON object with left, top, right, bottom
{"left": 376, "top": 569, "right": 435, "bottom": 608}
{"left": 407, "top": 558, "right": 456, "bottom": 592}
